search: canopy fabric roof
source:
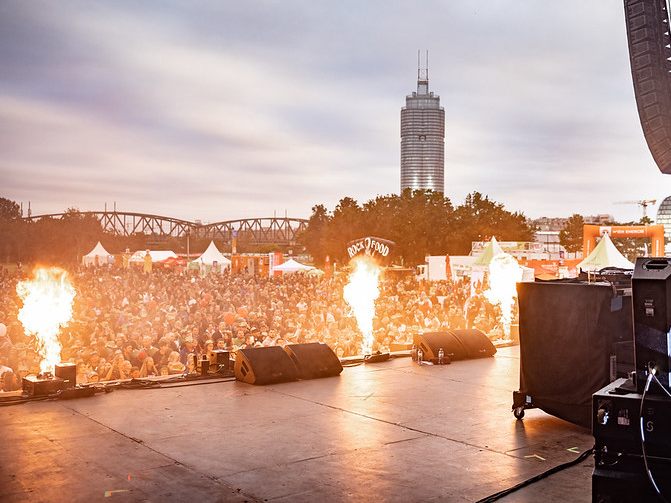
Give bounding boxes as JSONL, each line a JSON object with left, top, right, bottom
{"left": 82, "top": 241, "right": 112, "bottom": 266}
{"left": 272, "top": 258, "right": 314, "bottom": 273}
{"left": 576, "top": 232, "right": 634, "bottom": 272}
{"left": 191, "top": 241, "right": 231, "bottom": 266}
{"left": 472, "top": 237, "right": 504, "bottom": 266}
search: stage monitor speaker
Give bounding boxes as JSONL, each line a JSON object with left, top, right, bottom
{"left": 284, "top": 343, "right": 343, "bottom": 380}
{"left": 625, "top": 0, "right": 671, "bottom": 174}
{"left": 452, "top": 329, "right": 497, "bottom": 359}
{"left": 632, "top": 257, "right": 671, "bottom": 392}
{"left": 415, "top": 329, "right": 495, "bottom": 362}
{"left": 234, "top": 346, "right": 298, "bottom": 385}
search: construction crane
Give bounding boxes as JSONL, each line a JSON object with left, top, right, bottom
{"left": 613, "top": 199, "right": 657, "bottom": 219}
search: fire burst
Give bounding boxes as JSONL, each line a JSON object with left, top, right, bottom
{"left": 484, "top": 253, "right": 522, "bottom": 339}
{"left": 17, "top": 267, "right": 76, "bottom": 374}
{"left": 343, "top": 257, "right": 380, "bottom": 355}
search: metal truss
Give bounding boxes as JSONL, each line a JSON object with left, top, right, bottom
{"left": 197, "top": 218, "right": 308, "bottom": 245}
{"left": 24, "top": 212, "right": 308, "bottom": 245}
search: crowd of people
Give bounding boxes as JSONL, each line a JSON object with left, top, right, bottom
{"left": 0, "top": 264, "right": 512, "bottom": 391}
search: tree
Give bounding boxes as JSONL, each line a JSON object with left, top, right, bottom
{"left": 0, "top": 197, "right": 24, "bottom": 263}
{"left": 300, "top": 204, "right": 332, "bottom": 266}
{"left": 447, "top": 192, "right": 534, "bottom": 255}
{"left": 299, "top": 190, "right": 532, "bottom": 266}
{"left": 387, "top": 189, "right": 453, "bottom": 263}
{"left": 0, "top": 197, "right": 21, "bottom": 221}
{"left": 559, "top": 214, "right": 585, "bottom": 254}
{"left": 60, "top": 208, "right": 104, "bottom": 263}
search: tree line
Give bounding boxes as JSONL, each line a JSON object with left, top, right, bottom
{"left": 0, "top": 197, "right": 268, "bottom": 266}
{"left": 300, "top": 190, "right": 535, "bottom": 266}
{"left": 1, "top": 192, "right": 536, "bottom": 267}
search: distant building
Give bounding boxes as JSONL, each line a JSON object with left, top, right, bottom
{"left": 470, "top": 235, "right": 573, "bottom": 261}
{"left": 531, "top": 217, "right": 568, "bottom": 232}
{"left": 531, "top": 214, "right": 614, "bottom": 232}
{"left": 533, "top": 231, "right": 575, "bottom": 259}
{"left": 584, "top": 214, "right": 614, "bottom": 225}
{"left": 400, "top": 54, "right": 445, "bottom": 193}
{"left": 656, "top": 196, "right": 671, "bottom": 245}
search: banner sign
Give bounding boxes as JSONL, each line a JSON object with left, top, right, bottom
{"left": 346, "top": 236, "right": 395, "bottom": 259}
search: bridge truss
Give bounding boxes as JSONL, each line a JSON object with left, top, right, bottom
{"left": 24, "top": 212, "right": 309, "bottom": 246}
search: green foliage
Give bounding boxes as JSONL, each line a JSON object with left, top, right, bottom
{"left": 0, "top": 200, "right": 106, "bottom": 265}
{"left": 447, "top": 192, "right": 534, "bottom": 255}
{"left": 0, "top": 193, "right": 536, "bottom": 267}
{"left": 0, "top": 198, "right": 21, "bottom": 221}
{"left": 300, "top": 190, "right": 535, "bottom": 266}
{"left": 559, "top": 214, "right": 585, "bottom": 253}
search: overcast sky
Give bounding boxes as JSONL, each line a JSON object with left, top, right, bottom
{"left": 1, "top": 1, "right": 670, "bottom": 223}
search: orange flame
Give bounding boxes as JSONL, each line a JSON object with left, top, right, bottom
{"left": 17, "top": 267, "right": 76, "bottom": 373}
{"left": 484, "top": 253, "right": 522, "bottom": 338}
{"left": 343, "top": 256, "right": 380, "bottom": 355}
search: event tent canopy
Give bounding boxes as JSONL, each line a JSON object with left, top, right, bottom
{"left": 191, "top": 241, "right": 231, "bottom": 266}
{"left": 576, "top": 232, "right": 634, "bottom": 272}
{"left": 82, "top": 241, "right": 112, "bottom": 266}
{"left": 272, "top": 258, "right": 313, "bottom": 273}
{"left": 472, "top": 237, "right": 504, "bottom": 267}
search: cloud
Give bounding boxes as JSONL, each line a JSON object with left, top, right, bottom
{"left": 1, "top": 0, "right": 670, "bottom": 224}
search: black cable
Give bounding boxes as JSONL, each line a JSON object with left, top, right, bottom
{"left": 111, "top": 375, "right": 237, "bottom": 389}
{"left": 0, "top": 395, "right": 53, "bottom": 406}
{"left": 474, "top": 446, "right": 594, "bottom": 503}
{"left": 0, "top": 373, "right": 238, "bottom": 405}
{"left": 151, "top": 377, "right": 237, "bottom": 388}
{"left": 640, "top": 370, "right": 669, "bottom": 502}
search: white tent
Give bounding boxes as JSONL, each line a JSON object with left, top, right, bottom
{"left": 272, "top": 258, "right": 314, "bottom": 273}
{"left": 576, "top": 232, "right": 634, "bottom": 272}
{"left": 191, "top": 241, "right": 231, "bottom": 267}
{"left": 472, "top": 237, "right": 504, "bottom": 267}
{"left": 129, "top": 250, "right": 178, "bottom": 263}
{"left": 82, "top": 241, "right": 112, "bottom": 266}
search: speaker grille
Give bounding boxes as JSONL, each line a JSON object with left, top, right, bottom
{"left": 625, "top": 0, "right": 671, "bottom": 173}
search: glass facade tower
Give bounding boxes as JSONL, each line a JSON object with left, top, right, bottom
{"left": 400, "top": 66, "right": 445, "bottom": 193}
{"left": 656, "top": 196, "right": 671, "bottom": 246}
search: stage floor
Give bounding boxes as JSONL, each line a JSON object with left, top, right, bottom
{"left": 0, "top": 346, "right": 594, "bottom": 502}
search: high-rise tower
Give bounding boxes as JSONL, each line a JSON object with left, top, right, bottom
{"left": 400, "top": 52, "right": 445, "bottom": 193}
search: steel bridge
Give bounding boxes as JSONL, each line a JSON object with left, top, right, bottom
{"left": 24, "top": 211, "right": 309, "bottom": 246}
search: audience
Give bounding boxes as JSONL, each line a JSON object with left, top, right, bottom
{"left": 0, "top": 264, "right": 512, "bottom": 389}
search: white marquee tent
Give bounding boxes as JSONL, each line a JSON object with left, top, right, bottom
{"left": 272, "top": 258, "right": 314, "bottom": 273}
{"left": 576, "top": 232, "right": 634, "bottom": 272}
{"left": 472, "top": 237, "right": 504, "bottom": 267}
{"left": 82, "top": 241, "right": 113, "bottom": 266}
{"left": 191, "top": 241, "right": 231, "bottom": 267}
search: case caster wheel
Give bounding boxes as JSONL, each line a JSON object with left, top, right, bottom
{"left": 513, "top": 407, "right": 525, "bottom": 420}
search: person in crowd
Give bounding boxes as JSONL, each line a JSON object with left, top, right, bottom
{"left": 0, "top": 266, "right": 514, "bottom": 385}
{"left": 104, "top": 352, "right": 129, "bottom": 381}
{"left": 139, "top": 356, "right": 159, "bottom": 377}
{"left": 179, "top": 337, "right": 197, "bottom": 364}
{"left": 167, "top": 351, "right": 186, "bottom": 374}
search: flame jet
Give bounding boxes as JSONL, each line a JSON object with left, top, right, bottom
{"left": 17, "top": 267, "right": 76, "bottom": 374}
{"left": 343, "top": 256, "right": 380, "bottom": 355}
{"left": 484, "top": 253, "right": 522, "bottom": 339}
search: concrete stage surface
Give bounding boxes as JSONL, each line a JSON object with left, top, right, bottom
{"left": 0, "top": 346, "right": 594, "bottom": 502}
